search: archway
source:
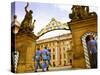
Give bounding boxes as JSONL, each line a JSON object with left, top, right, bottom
{"left": 81, "top": 32, "right": 97, "bottom": 68}
{"left": 37, "top": 18, "right": 70, "bottom": 37}
{"left": 36, "top": 18, "right": 72, "bottom": 67}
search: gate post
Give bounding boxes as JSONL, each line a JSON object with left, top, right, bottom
{"left": 15, "top": 32, "right": 37, "bottom": 73}
{"left": 68, "top": 5, "right": 97, "bottom": 68}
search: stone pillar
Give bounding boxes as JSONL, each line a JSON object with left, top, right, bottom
{"left": 61, "top": 46, "right": 64, "bottom": 66}
{"left": 68, "top": 16, "right": 97, "bottom": 68}
{"left": 55, "top": 47, "right": 59, "bottom": 66}
{"left": 15, "top": 32, "right": 37, "bottom": 73}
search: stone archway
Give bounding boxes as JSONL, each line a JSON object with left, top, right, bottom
{"left": 81, "top": 32, "right": 97, "bottom": 68}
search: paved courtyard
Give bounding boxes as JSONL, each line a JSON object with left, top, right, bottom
{"left": 34, "top": 66, "right": 73, "bottom": 72}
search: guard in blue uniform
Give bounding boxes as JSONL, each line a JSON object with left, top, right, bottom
{"left": 87, "top": 35, "right": 97, "bottom": 68}
{"left": 47, "top": 49, "right": 52, "bottom": 71}
{"left": 34, "top": 48, "right": 42, "bottom": 72}
{"left": 41, "top": 47, "right": 48, "bottom": 72}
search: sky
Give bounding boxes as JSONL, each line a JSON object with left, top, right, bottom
{"left": 11, "top": 1, "right": 97, "bottom": 40}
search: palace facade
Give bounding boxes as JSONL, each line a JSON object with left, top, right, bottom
{"left": 36, "top": 33, "right": 73, "bottom": 67}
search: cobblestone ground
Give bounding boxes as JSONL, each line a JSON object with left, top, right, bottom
{"left": 33, "top": 66, "right": 73, "bottom": 72}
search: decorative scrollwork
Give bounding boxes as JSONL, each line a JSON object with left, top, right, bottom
{"left": 37, "top": 18, "right": 69, "bottom": 37}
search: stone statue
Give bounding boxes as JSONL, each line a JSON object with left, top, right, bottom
{"left": 78, "top": 6, "right": 84, "bottom": 19}
{"left": 69, "top": 5, "right": 90, "bottom": 20}
{"left": 72, "top": 5, "right": 79, "bottom": 19}
{"left": 20, "top": 2, "right": 36, "bottom": 32}
{"left": 82, "top": 6, "right": 89, "bottom": 16}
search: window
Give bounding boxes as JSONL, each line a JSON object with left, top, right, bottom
{"left": 59, "top": 60, "right": 61, "bottom": 65}
{"left": 53, "top": 55, "right": 55, "bottom": 59}
{"left": 64, "top": 53, "right": 66, "bottom": 58}
{"left": 63, "top": 41, "right": 64, "bottom": 44}
{"left": 49, "top": 49, "right": 51, "bottom": 52}
{"left": 53, "top": 48, "right": 55, "bottom": 52}
{"left": 49, "top": 43, "right": 51, "bottom": 46}
{"left": 53, "top": 62, "right": 55, "bottom": 67}
{"left": 63, "top": 47, "right": 65, "bottom": 50}
{"left": 70, "top": 59, "right": 72, "bottom": 65}
{"left": 64, "top": 61, "right": 66, "bottom": 66}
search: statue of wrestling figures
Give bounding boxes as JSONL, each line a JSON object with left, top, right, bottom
{"left": 19, "top": 2, "right": 36, "bottom": 32}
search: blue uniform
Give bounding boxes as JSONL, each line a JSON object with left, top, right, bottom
{"left": 87, "top": 39, "right": 97, "bottom": 53}
{"left": 41, "top": 49, "right": 48, "bottom": 71}
{"left": 47, "top": 51, "right": 51, "bottom": 66}
{"left": 34, "top": 50, "right": 41, "bottom": 71}
{"left": 46, "top": 51, "right": 52, "bottom": 71}
{"left": 87, "top": 39, "right": 97, "bottom": 68}
{"left": 42, "top": 49, "right": 48, "bottom": 60}
{"left": 35, "top": 50, "right": 41, "bottom": 61}
{"left": 47, "top": 51, "right": 51, "bottom": 60}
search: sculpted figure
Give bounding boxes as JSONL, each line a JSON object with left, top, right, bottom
{"left": 20, "top": 2, "right": 36, "bottom": 32}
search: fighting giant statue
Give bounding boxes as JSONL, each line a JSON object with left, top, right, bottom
{"left": 19, "top": 2, "right": 36, "bottom": 32}
{"left": 69, "top": 5, "right": 96, "bottom": 20}
{"left": 15, "top": 3, "right": 37, "bottom": 73}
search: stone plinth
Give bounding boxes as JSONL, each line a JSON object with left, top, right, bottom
{"left": 15, "top": 32, "right": 37, "bottom": 73}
